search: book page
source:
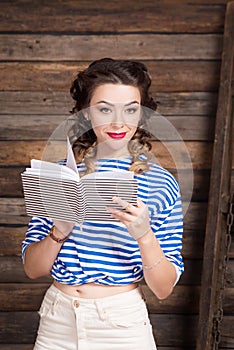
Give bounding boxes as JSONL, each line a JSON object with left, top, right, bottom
{"left": 28, "top": 159, "right": 79, "bottom": 181}
{"left": 66, "top": 136, "right": 79, "bottom": 177}
{"left": 83, "top": 169, "right": 134, "bottom": 180}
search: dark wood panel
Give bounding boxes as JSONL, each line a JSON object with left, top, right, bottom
{"left": 0, "top": 0, "right": 227, "bottom": 33}
{"left": 0, "top": 256, "right": 203, "bottom": 285}
{"left": 0, "top": 346, "right": 33, "bottom": 350}
{"left": 220, "top": 316, "right": 234, "bottom": 348}
{"left": 0, "top": 311, "right": 197, "bottom": 346}
{"left": 0, "top": 140, "right": 214, "bottom": 169}
{"left": 0, "top": 34, "right": 223, "bottom": 61}
{"left": 0, "top": 283, "right": 48, "bottom": 311}
{"left": 0, "top": 61, "right": 221, "bottom": 92}
{"left": 0, "top": 167, "right": 24, "bottom": 197}
{"left": 0, "top": 91, "right": 218, "bottom": 116}
{"left": 0, "top": 114, "right": 216, "bottom": 141}
{"left": 196, "top": 1, "right": 234, "bottom": 348}
{"left": 0, "top": 256, "right": 52, "bottom": 283}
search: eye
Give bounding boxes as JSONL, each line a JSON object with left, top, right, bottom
{"left": 125, "top": 107, "right": 138, "bottom": 114}
{"left": 99, "top": 107, "right": 112, "bottom": 114}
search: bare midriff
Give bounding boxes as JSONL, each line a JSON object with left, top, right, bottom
{"left": 53, "top": 280, "right": 138, "bottom": 298}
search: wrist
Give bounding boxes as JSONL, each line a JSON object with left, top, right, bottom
{"left": 49, "top": 225, "right": 69, "bottom": 244}
{"left": 137, "top": 228, "right": 155, "bottom": 245}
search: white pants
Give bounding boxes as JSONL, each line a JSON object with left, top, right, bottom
{"left": 34, "top": 284, "right": 157, "bottom": 350}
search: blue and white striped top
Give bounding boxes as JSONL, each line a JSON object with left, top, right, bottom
{"left": 22, "top": 157, "right": 184, "bottom": 286}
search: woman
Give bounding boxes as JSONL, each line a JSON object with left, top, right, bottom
{"left": 22, "top": 58, "right": 184, "bottom": 350}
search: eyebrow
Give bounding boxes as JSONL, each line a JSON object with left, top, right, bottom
{"left": 96, "top": 100, "right": 140, "bottom": 106}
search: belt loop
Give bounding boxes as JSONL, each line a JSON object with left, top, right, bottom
{"left": 95, "top": 300, "right": 106, "bottom": 321}
{"left": 51, "top": 292, "right": 59, "bottom": 315}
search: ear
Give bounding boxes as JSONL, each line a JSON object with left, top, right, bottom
{"left": 83, "top": 110, "right": 90, "bottom": 121}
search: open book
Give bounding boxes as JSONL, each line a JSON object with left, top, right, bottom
{"left": 21, "top": 138, "right": 138, "bottom": 223}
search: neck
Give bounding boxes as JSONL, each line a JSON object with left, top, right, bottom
{"left": 95, "top": 144, "right": 130, "bottom": 160}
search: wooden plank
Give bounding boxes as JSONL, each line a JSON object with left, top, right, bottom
{"left": 0, "top": 283, "right": 48, "bottom": 311}
{"left": 0, "top": 140, "right": 215, "bottom": 169}
{"left": 0, "top": 311, "right": 197, "bottom": 346}
{"left": 0, "top": 346, "right": 33, "bottom": 350}
{"left": 0, "top": 0, "right": 227, "bottom": 33}
{"left": 0, "top": 91, "right": 218, "bottom": 116}
{"left": 0, "top": 114, "right": 216, "bottom": 141}
{"left": 0, "top": 115, "right": 67, "bottom": 141}
{"left": 196, "top": 2, "right": 234, "bottom": 349}
{"left": 0, "top": 312, "right": 39, "bottom": 343}
{"left": 0, "top": 256, "right": 203, "bottom": 285}
{"left": 0, "top": 223, "right": 205, "bottom": 259}
{"left": 0, "top": 256, "right": 52, "bottom": 283}
{"left": 0, "top": 167, "right": 24, "bottom": 197}
{"left": 0, "top": 61, "right": 221, "bottom": 93}
{"left": 0, "top": 34, "right": 223, "bottom": 61}
{"left": 219, "top": 316, "right": 234, "bottom": 348}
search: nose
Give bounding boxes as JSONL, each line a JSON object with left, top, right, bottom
{"left": 111, "top": 107, "right": 124, "bottom": 127}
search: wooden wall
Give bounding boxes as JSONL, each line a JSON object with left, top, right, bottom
{"left": 0, "top": 1, "right": 233, "bottom": 349}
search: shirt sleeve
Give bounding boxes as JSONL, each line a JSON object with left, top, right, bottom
{"left": 148, "top": 175, "right": 184, "bottom": 285}
{"left": 21, "top": 216, "right": 53, "bottom": 262}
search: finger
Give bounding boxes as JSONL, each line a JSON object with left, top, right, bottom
{"left": 112, "top": 196, "right": 130, "bottom": 209}
{"left": 112, "top": 196, "right": 139, "bottom": 216}
{"left": 105, "top": 206, "right": 133, "bottom": 222}
{"left": 136, "top": 197, "right": 145, "bottom": 208}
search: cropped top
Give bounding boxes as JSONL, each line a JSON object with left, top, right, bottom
{"left": 22, "top": 157, "right": 184, "bottom": 286}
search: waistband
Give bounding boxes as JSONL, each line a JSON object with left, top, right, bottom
{"left": 47, "top": 283, "right": 144, "bottom": 309}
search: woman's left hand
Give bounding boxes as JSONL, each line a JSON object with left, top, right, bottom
{"left": 106, "top": 197, "right": 151, "bottom": 240}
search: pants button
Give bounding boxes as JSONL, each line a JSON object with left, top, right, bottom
{"left": 74, "top": 300, "right": 80, "bottom": 308}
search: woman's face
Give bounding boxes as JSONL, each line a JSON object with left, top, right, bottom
{"left": 89, "top": 84, "right": 141, "bottom": 153}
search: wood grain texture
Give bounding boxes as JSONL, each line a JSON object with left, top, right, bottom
{"left": 0, "top": 61, "right": 221, "bottom": 92}
{"left": 0, "top": 34, "right": 223, "bottom": 61}
{"left": 0, "top": 1, "right": 232, "bottom": 348}
{"left": 0, "top": 0, "right": 227, "bottom": 33}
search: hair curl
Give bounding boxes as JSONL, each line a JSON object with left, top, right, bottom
{"left": 69, "top": 58, "right": 157, "bottom": 175}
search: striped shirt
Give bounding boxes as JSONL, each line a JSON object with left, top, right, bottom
{"left": 22, "top": 157, "right": 184, "bottom": 286}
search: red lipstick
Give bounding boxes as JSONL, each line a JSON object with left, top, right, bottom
{"left": 107, "top": 132, "right": 126, "bottom": 139}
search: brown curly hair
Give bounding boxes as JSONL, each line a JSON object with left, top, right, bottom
{"left": 69, "top": 58, "right": 157, "bottom": 175}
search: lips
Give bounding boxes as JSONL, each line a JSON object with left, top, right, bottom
{"left": 107, "top": 132, "right": 127, "bottom": 139}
